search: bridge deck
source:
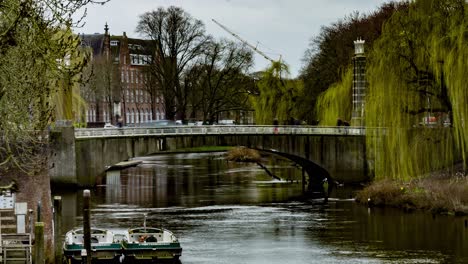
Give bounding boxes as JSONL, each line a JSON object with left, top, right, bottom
{"left": 75, "top": 125, "right": 366, "bottom": 139}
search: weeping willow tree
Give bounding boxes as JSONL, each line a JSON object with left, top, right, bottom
{"left": 315, "top": 67, "right": 353, "bottom": 126}
{"left": 0, "top": 0, "right": 107, "bottom": 174}
{"left": 314, "top": 0, "right": 467, "bottom": 180}
{"left": 250, "top": 62, "right": 304, "bottom": 125}
{"left": 365, "top": 0, "right": 467, "bottom": 180}
{"left": 52, "top": 28, "right": 90, "bottom": 123}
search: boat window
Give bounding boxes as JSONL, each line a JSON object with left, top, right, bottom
{"left": 91, "top": 237, "right": 99, "bottom": 243}
{"left": 145, "top": 236, "right": 157, "bottom": 242}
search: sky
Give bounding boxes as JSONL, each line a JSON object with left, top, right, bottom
{"left": 75, "top": 0, "right": 395, "bottom": 78}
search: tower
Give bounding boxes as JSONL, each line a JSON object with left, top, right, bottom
{"left": 351, "top": 38, "right": 366, "bottom": 127}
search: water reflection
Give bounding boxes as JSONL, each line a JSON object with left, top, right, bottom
{"left": 96, "top": 152, "right": 304, "bottom": 207}
{"left": 53, "top": 152, "right": 468, "bottom": 264}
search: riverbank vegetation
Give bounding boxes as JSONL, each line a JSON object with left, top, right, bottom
{"left": 0, "top": 1, "right": 109, "bottom": 262}
{"left": 356, "top": 173, "right": 468, "bottom": 215}
{"left": 225, "top": 147, "right": 261, "bottom": 162}
{"left": 308, "top": 0, "right": 468, "bottom": 215}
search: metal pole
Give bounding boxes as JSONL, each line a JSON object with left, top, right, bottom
{"left": 83, "top": 190, "right": 91, "bottom": 264}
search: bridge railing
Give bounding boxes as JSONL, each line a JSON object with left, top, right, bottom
{"left": 74, "top": 125, "right": 366, "bottom": 139}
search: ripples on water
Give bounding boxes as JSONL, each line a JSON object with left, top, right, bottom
{"left": 56, "top": 152, "right": 468, "bottom": 264}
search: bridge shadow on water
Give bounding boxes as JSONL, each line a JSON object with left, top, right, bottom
{"left": 255, "top": 148, "right": 333, "bottom": 197}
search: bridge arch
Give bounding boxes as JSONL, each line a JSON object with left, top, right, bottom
{"left": 49, "top": 126, "right": 369, "bottom": 187}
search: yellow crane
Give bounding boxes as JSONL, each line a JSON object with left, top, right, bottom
{"left": 212, "top": 19, "right": 281, "bottom": 65}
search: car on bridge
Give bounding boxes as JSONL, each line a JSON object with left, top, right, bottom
{"left": 218, "top": 119, "right": 236, "bottom": 125}
{"left": 104, "top": 123, "right": 117, "bottom": 129}
{"left": 143, "top": 120, "right": 177, "bottom": 127}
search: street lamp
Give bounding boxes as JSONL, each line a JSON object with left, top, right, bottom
{"left": 354, "top": 38, "right": 365, "bottom": 56}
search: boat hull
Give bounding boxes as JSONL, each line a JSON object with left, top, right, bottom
{"left": 62, "top": 228, "right": 122, "bottom": 264}
{"left": 63, "top": 244, "right": 122, "bottom": 263}
{"left": 122, "top": 242, "right": 182, "bottom": 261}
{"left": 121, "top": 227, "right": 182, "bottom": 262}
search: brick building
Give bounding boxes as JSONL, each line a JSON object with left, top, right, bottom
{"left": 79, "top": 24, "right": 165, "bottom": 127}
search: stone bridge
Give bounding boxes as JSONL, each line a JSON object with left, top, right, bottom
{"left": 49, "top": 125, "right": 370, "bottom": 189}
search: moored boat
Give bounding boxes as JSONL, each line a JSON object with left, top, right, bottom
{"left": 121, "top": 227, "right": 182, "bottom": 263}
{"left": 62, "top": 228, "right": 122, "bottom": 264}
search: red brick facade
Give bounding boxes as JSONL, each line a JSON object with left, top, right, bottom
{"left": 80, "top": 24, "right": 165, "bottom": 127}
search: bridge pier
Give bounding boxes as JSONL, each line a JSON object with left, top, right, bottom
{"left": 50, "top": 126, "right": 371, "bottom": 187}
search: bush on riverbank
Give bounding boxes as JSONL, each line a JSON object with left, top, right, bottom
{"left": 356, "top": 173, "right": 468, "bottom": 215}
{"left": 225, "top": 147, "right": 261, "bottom": 162}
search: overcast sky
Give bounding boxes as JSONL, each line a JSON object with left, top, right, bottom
{"left": 75, "top": 0, "right": 395, "bottom": 78}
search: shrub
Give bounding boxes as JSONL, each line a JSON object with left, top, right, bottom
{"left": 225, "top": 147, "right": 261, "bottom": 162}
{"left": 356, "top": 175, "right": 468, "bottom": 215}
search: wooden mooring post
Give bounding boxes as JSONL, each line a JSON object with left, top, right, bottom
{"left": 34, "top": 222, "right": 44, "bottom": 264}
{"left": 53, "top": 196, "right": 62, "bottom": 264}
{"left": 83, "top": 190, "right": 91, "bottom": 264}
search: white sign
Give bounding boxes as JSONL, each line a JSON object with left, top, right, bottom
{"left": 0, "top": 192, "right": 15, "bottom": 209}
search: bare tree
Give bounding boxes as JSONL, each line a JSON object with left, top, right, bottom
{"left": 187, "top": 39, "right": 253, "bottom": 123}
{"left": 137, "top": 6, "right": 211, "bottom": 121}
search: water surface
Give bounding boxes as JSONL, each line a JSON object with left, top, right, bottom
{"left": 55, "top": 152, "right": 468, "bottom": 263}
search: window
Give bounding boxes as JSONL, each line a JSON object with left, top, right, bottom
{"left": 128, "top": 44, "right": 143, "bottom": 50}
{"left": 129, "top": 54, "right": 152, "bottom": 65}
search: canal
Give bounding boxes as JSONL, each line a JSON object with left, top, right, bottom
{"left": 53, "top": 152, "right": 468, "bottom": 263}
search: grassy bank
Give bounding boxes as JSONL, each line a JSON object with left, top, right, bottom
{"left": 355, "top": 172, "right": 468, "bottom": 215}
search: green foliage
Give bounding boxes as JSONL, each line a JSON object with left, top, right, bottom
{"left": 315, "top": 67, "right": 353, "bottom": 126}
{"left": 52, "top": 28, "right": 90, "bottom": 121}
{"left": 0, "top": 0, "right": 106, "bottom": 173}
{"left": 365, "top": 0, "right": 467, "bottom": 180}
{"left": 301, "top": 2, "right": 408, "bottom": 123}
{"left": 312, "top": 0, "right": 467, "bottom": 181}
{"left": 250, "top": 62, "right": 304, "bottom": 125}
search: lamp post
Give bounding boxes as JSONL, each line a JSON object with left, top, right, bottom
{"left": 351, "top": 38, "right": 366, "bottom": 127}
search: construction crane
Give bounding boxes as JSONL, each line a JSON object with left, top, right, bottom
{"left": 212, "top": 19, "right": 281, "bottom": 65}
